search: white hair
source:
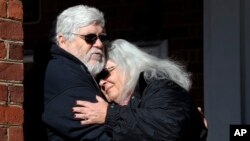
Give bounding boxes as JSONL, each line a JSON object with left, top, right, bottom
{"left": 49, "top": 5, "right": 106, "bottom": 75}
{"left": 108, "top": 39, "right": 192, "bottom": 102}
{"left": 50, "top": 5, "right": 105, "bottom": 42}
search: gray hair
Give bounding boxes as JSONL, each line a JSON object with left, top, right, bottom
{"left": 50, "top": 5, "right": 105, "bottom": 43}
{"left": 108, "top": 39, "right": 192, "bottom": 102}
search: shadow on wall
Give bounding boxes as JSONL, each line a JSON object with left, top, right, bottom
{"left": 23, "top": 58, "right": 49, "bottom": 141}
{"left": 22, "top": 0, "right": 51, "bottom": 140}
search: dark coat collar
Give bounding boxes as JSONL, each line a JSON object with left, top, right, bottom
{"left": 50, "top": 43, "right": 90, "bottom": 72}
{"left": 50, "top": 43, "right": 84, "bottom": 65}
{"left": 133, "top": 72, "right": 148, "bottom": 98}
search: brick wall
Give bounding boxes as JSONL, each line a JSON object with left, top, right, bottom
{"left": 0, "top": 0, "right": 24, "bottom": 141}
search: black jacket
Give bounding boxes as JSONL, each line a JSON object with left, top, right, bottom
{"left": 105, "top": 73, "right": 207, "bottom": 141}
{"left": 42, "top": 44, "right": 112, "bottom": 141}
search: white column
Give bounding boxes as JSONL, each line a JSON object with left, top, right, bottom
{"left": 242, "top": 0, "right": 250, "bottom": 124}
{"left": 203, "top": 0, "right": 248, "bottom": 140}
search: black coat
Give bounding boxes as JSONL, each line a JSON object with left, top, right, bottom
{"left": 105, "top": 73, "right": 207, "bottom": 141}
{"left": 42, "top": 44, "right": 112, "bottom": 141}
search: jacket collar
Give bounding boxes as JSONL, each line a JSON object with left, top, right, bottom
{"left": 50, "top": 43, "right": 91, "bottom": 75}
{"left": 50, "top": 43, "right": 84, "bottom": 65}
{"left": 133, "top": 72, "right": 148, "bottom": 98}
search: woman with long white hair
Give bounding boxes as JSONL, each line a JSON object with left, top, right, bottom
{"left": 73, "top": 39, "right": 207, "bottom": 141}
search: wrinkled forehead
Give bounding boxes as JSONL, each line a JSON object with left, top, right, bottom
{"left": 76, "top": 23, "right": 104, "bottom": 33}
{"left": 105, "top": 60, "right": 116, "bottom": 68}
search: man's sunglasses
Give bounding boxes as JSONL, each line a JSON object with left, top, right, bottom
{"left": 73, "top": 33, "right": 109, "bottom": 45}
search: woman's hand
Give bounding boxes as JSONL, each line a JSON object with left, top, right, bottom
{"left": 73, "top": 95, "right": 108, "bottom": 125}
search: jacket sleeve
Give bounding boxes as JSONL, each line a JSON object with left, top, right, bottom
{"left": 105, "top": 80, "right": 204, "bottom": 141}
{"left": 42, "top": 62, "right": 112, "bottom": 141}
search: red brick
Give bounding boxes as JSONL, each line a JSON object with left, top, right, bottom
{"left": 0, "top": 105, "right": 6, "bottom": 123}
{"left": 0, "top": 0, "right": 6, "bottom": 18}
{"left": 0, "top": 20, "right": 23, "bottom": 41}
{"left": 9, "top": 85, "right": 23, "bottom": 103}
{"left": 0, "top": 83, "right": 8, "bottom": 101}
{"left": 0, "top": 62, "right": 23, "bottom": 81}
{"left": 0, "top": 41, "right": 7, "bottom": 59}
{"left": 8, "top": 0, "right": 23, "bottom": 20}
{"left": 0, "top": 127, "right": 7, "bottom": 141}
{"left": 5, "top": 106, "right": 23, "bottom": 124}
{"left": 9, "top": 126, "right": 24, "bottom": 141}
{"left": 9, "top": 43, "right": 23, "bottom": 60}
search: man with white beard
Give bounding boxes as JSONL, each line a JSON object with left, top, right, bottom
{"left": 42, "top": 5, "right": 111, "bottom": 141}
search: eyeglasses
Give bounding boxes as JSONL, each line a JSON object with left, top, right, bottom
{"left": 97, "top": 66, "right": 116, "bottom": 80}
{"left": 72, "top": 33, "right": 109, "bottom": 45}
